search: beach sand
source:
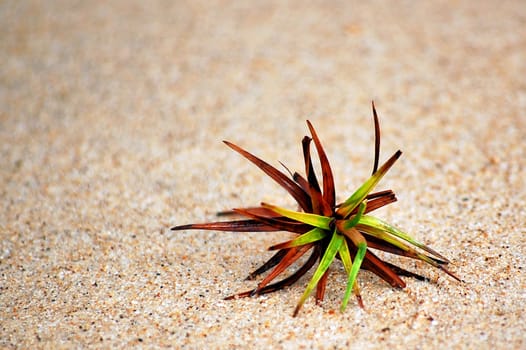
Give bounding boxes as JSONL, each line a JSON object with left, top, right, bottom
{"left": 1, "top": 1, "right": 524, "bottom": 348}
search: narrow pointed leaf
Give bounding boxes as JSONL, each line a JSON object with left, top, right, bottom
{"left": 358, "top": 215, "right": 450, "bottom": 263}
{"left": 338, "top": 201, "right": 367, "bottom": 230}
{"left": 335, "top": 190, "right": 397, "bottom": 210}
{"left": 269, "top": 228, "right": 327, "bottom": 250}
{"left": 338, "top": 238, "right": 362, "bottom": 309}
{"left": 363, "top": 190, "right": 397, "bottom": 213}
{"left": 356, "top": 223, "right": 462, "bottom": 281}
{"left": 252, "top": 244, "right": 313, "bottom": 295}
{"left": 337, "top": 150, "right": 402, "bottom": 218}
{"left": 437, "top": 265, "right": 462, "bottom": 282}
{"left": 278, "top": 160, "right": 295, "bottom": 178}
{"left": 302, "top": 136, "right": 321, "bottom": 194}
{"left": 292, "top": 172, "right": 310, "bottom": 193}
{"left": 358, "top": 246, "right": 406, "bottom": 288}
{"left": 382, "top": 261, "right": 432, "bottom": 282}
{"left": 293, "top": 231, "right": 343, "bottom": 316}
{"left": 302, "top": 136, "right": 330, "bottom": 215}
{"left": 233, "top": 207, "right": 311, "bottom": 234}
{"left": 170, "top": 220, "right": 279, "bottom": 232}
{"left": 225, "top": 247, "right": 320, "bottom": 299}
{"left": 336, "top": 226, "right": 367, "bottom": 312}
{"left": 341, "top": 242, "right": 367, "bottom": 312}
{"left": 246, "top": 249, "right": 288, "bottom": 280}
{"left": 336, "top": 190, "right": 397, "bottom": 215}
{"left": 338, "top": 238, "right": 353, "bottom": 276}
{"left": 261, "top": 203, "right": 332, "bottom": 230}
{"left": 315, "top": 269, "right": 330, "bottom": 303}
{"left": 228, "top": 206, "right": 281, "bottom": 218}
{"left": 356, "top": 222, "right": 443, "bottom": 267}
{"left": 371, "top": 101, "right": 381, "bottom": 175}
{"left": 366, "top": 189, "right": 394, "bottom": 200}
{"left": 307, "top": 120, "right": 336, "bottom": 208}
{"left": 362, "top": 234, "right": 428, "bottom": 260}
{"left": 223, "top": 141, "right": 312, "bottom": 212}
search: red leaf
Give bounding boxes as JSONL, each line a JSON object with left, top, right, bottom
{"left": 233, "top": 208, "right": 311, "bottom": 234}
{"left": 170, "top": 220, "right": 280, "bottom": 232}
{"left": 245, "top": 249, "right": 289, "bottom": 280}
{"left": 302, "top": 136, "right": 331, "bottom": 215}
{"left": 225, "top": 247, "right": 321, "bottom": 299}
{"left": 252, "top": 244, "right": 313, "bottom": 295}
{"left": 224, "top": 141, "right": 312, "bottom": 212}
{"left": 307, "top": 121, "right": 336, "bottom": 208}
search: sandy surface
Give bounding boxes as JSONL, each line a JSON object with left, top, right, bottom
{"left": 1, "top": 1, "right": 525, "bottom": 348}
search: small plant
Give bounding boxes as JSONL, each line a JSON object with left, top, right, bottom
{"left": 172, "top": 102, "right": 459, "bottom": 316}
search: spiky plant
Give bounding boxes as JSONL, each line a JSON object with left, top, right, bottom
{"left": 172, "top": 102, "right": 459, "bottom": 316}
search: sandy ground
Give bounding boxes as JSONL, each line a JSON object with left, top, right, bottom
{"left": 1, "top": 1, "right": 525, "bottom": 348}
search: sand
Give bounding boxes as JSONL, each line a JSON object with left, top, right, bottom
{"left": 1, "top": 1, "right": 524, "bottom": 348}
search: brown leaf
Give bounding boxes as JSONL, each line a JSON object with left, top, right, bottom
{"left": 233, "top": 207, "right": 311, "bottom": 234}
{"left": 245, "top": 249, "right": 288, "bottom": 280}
{"left": 170, "top": 220, "right": 279, "bottom": 232}
{"left": 225, "top": 247, "right": 321, "bottom": 299}
{"left": 371, "top": 101, "right": 381, "bottom": 175}
{"left": 224, "top": 141, "right": 312, "bottom": 212}
{"left": 302, "top": 136, "right": 331, "bottom": 215}
{"left": 307, "top": 120, "right": 336, "bottom": 208}
{"left": 252, "top": 244, "right": 313, "bottom": 295}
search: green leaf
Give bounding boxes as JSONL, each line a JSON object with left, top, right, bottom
{"left": 338, "top": 201, "right": 367, "bottom": 230}
{"left": 337, "top": 150, "right": 401, "bottom": 218}
{"left": 338, "top": 237, "right": 353, "bottom": 275}
{"left": 269, "top": 228, "right": 327, "bottom": 250}
{"left": 357, "top": 219, "right": 461, "bottom": 281}
{"left": 358, "top": 215, "right": 449, "bottom": 263}
{"left": 358, "top": 223, "right": 449, "bottom": 271}
{"left": 338, "top": 238, "right": 361, "bottom": 311}
{"left": 341, "top": 240, "right": 367, "bottom": 312}
{"left": 261, "top": 203, "right": 332, "bottom": 230}
{"left": 293, "top": 231, "right": 343, "bottom": 317}
{"left": 335, "top": 225, "right": 368, "bottom": 312}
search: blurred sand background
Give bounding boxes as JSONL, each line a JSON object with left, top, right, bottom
{"left": 1, "top": 1, "right": 525, "bottom": 348}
